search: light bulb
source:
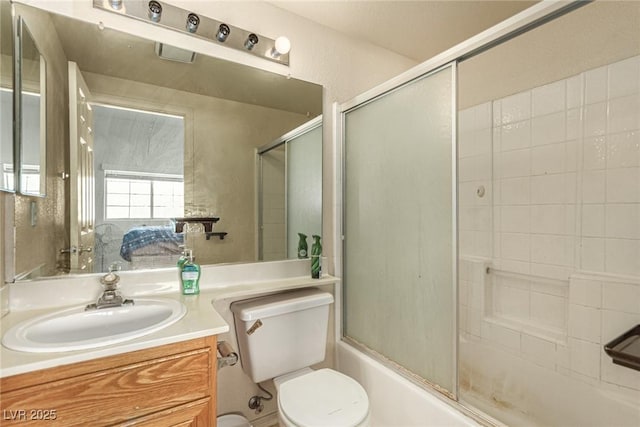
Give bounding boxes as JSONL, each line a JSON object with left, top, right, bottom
{"left": 274, "top": 36, "right": 291, "bottom": 55}
{"left": 109, "top": 0, "right": 123, "bottom": 10}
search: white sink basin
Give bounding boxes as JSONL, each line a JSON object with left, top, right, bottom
{"left": 2, "top": 298, "right": 186, "bottom": 353}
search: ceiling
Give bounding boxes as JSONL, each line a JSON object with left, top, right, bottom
{"left": 271, "top": 0, "right": 538, "bottom": 62}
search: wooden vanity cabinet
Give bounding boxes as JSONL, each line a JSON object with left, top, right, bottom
{"left": 0, "top": 336, "right": 217, "bottom": 426}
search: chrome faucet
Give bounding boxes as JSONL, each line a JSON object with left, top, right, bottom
{"left": 85, "top": 264, "right": 134, "bottom": 310}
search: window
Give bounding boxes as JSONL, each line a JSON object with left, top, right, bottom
{"left": 2, "top": 164, "right": 14, "bottom": 190}
{"left": 2, "top": 164, "right": 40, "bottom": 193}
{"left": 105, "top": 170, "right": 183, "bottom": 219}
{"left": 21, "top": 165, "right": 41, "bottom": 194}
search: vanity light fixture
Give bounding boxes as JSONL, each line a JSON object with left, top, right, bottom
{"left": 186, "top": 13, "right": 199, "bottom": 33}
{"left": 244, "top": 33, "right": 259, "bottom": 51}
{"left": 148, "top": 0, "right": 162, "bottom": 22}
{"left": 93, "top": 0, "right": 290, "bottom": 65}
{"left": 216, "top": 24, "right": 230, "bottom": 42}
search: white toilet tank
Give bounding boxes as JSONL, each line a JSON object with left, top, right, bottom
{"left": 230, "top": 288, "right": 334, "bottom": 383}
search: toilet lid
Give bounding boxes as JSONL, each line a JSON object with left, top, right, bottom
{"left": 279, "top": 369, "right": 369, "bottom": 427}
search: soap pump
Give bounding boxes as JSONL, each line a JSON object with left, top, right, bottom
{"left": 180, "top": 249, "right": 200, "bottom": 295}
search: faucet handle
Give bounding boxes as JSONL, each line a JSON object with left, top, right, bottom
{"left": 101, "top": 263, "right": 121, "bottom": 290}
{"left": 100, "top": 273, "right": 120, "bottom": 288}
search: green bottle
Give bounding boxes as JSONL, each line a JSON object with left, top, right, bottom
{"left": 180, "top": 249, "right": 200, "bottom": 295}
{"left": 297, "top": 233, "right": 308, "bottom": 258}
{"left": 310, "top": 235, "right": 322, "bottom": 279}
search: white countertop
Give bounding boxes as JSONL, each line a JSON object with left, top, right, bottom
{"left": 0, "top": 274, "right": 338, "bottom": 378}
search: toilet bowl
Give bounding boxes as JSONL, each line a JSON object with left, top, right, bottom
{"left": 274, "top": 368, "right": 369, "bottom": 427}
{"left": 230, "top": 289, "right": 370, "bottom": 427}
{"left": 217, "top": 413, "right": 253, "bottom": 427}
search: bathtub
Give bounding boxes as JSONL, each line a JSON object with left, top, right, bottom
{"left": 337, "top": 342, "right": 481, "bottom": 427}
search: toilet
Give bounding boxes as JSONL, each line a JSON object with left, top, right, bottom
{"left": 217, "top": 414, "right": 253, "bottom": 427}
{"left": 231, "top": 289, "right": 370, "bottom": 427}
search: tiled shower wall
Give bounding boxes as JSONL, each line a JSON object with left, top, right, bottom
{"left": 460, "top": 54, "right": 639, "bottom": 277}
{"left": 459, "top": 55, "right": 640, "bottom": 425}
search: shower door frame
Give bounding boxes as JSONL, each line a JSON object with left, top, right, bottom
{"left": 337, "top": 0, "right": 589, "bottom": 421}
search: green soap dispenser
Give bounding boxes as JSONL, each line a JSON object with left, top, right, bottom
{"left": 310, "top": 235, "right": 322, "bottom": 279}
{"left": 180, "top": 249, "right": 201, "bottom": 295}
{"left": 297, "top": 233, "right": 308, "bottom": 258}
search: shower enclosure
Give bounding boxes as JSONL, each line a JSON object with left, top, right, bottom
{"left": 341, "top": 2, "right": 639, "bottom": 426}
{"left": 258, "top": 117, "right": 322, "bottom": 261}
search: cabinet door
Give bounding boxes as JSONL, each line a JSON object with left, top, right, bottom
{"left": 0, "top": 337, "right": 216, "bottom": 427}
{"left": 1, "top": 350, "right": 210, "bottom": 426}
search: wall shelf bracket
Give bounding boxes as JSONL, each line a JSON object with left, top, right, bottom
{"left": 206, "top": 232, "right": 228, "bottom": 241}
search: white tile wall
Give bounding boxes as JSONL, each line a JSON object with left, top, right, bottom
{"left": 532, "top": 80, "right": 566, "bottom": 117}
{"left": 569, "top": 337, "right": 601, "bottom": 379}
{"left": 585, "top": 66, "right": 608, "bottom": 105}
{"left": 607, "top": 130, "right": 640, "bottom": 169}
{"left": 608, "top": 56, "right": 640, "bottom": 98}
{"left": 459, "top": 55, "right": 640, "bottom": 408}
{"left": 569, "top": 278, "right": 602, "bottom": 307}
{"left": 605, "top": 204, "right": 640, "bottom": 239}
{"left": 459, "top": 55, "right": 640, "bottom": 279}
{"left": 568, "top": 304, "right": 601, "bottom": 343}
{"left": 458, "top": 102, "right": 494, "bottom": 258}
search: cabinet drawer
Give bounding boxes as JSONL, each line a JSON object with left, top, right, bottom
{"left": 117, "top": 397, "right": 211, "bottom": 427}
{"left": 1, "top": 348, "right": 211, "bottom": 426}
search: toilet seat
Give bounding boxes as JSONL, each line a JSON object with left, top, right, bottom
{"left": 278, "top": 369, "right": 369, "bottom": 427}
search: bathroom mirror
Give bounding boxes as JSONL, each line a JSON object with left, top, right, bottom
{"left": 16, "top": 16, "right": 46, "bottom": 197}
{"left": 10, "top": 3, "right": 322, "bottom": 281}
{"left": 0, "top": 1, "right": 14, "bottom": 193}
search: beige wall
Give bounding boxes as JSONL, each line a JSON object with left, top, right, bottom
{"left": 13, "top": 3, "right": 68, "bottom": 279}
{"left": 84, "top": 72, "right": 309, "bottom": 266}
{"left": 459, "top": 1, "right": 640, "bottom": 109}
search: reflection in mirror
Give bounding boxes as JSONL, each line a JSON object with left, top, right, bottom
{"left": 0, "top": 1, "right": 14, "bottom": 192}
{"left": 17, "top": 18, "right": 46, "bottom": 196}
{"left": 11, "top": 4, "right": 322, "bottom": 282}
{"left": 94, "top": 104, "right": 185, "bottom": 273}
{"left": 258, "top": 117, "right": 322, "bottom": 260}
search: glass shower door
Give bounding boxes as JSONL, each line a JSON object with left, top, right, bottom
{"left": 286, "top": 124, "right": 322, "bottom": 257}
{"left": 343, "top": 63, "right": 457, "bottom": 395}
